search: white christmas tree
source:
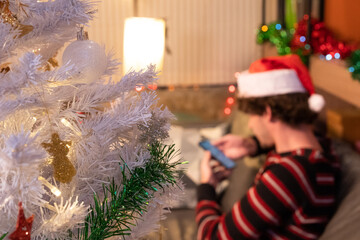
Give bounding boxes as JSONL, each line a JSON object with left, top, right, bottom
{"left": 0, "top": 0, "right": 184, "bottom": 239}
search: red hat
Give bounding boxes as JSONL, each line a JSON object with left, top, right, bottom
{"left": 236, "top": 54, "right": 325, "bottom": 112}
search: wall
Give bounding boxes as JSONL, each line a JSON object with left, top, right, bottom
{"left": 88, "top": 0, "right": 265, "bottom": 86}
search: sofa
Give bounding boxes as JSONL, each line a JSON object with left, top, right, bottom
{"left": 226, "top": 111, "right": 360, "bottom": 240}
{"left": 146, "top": 110, "right": 360, "bottom": 240}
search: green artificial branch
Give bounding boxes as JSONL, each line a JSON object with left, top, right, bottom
{"left": 348, "top": 50, "right": 360, "bottom": 82}
{"left": 0, "top": 233, "right": 7, "bottom": 240}
{"left": 77, "top": 142, "right": 182, "bottom": 240}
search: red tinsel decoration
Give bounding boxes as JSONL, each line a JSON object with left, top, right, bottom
{"left": 9, "top": 202, "right": 34, "bottom": 240}
{"left": 291, "top": 16, "right": 357, "bottom": 59}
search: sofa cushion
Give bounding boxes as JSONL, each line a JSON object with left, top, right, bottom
{"left": 319, "top": 140, "right": 360, "bottom": 240}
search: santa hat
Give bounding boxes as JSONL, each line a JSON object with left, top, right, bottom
{"left": 236, "top": 54, "right": 325, "bottom": 112}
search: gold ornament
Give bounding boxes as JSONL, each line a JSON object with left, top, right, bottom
{"left": 41, "top": 133, "right": 76, "bottom": 183}
{"left": 0, "top": 62, "right": 10, "bottom": 74}
{"left": 17, "top": 24, "right": 33, "bottom": 37}
{"left": 0, "top": 0, "right": 33, "bottom": 37}
{"left": 43, "top": 56, "right": 59, "bottom": 71}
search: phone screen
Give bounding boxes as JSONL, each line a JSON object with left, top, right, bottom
{"left": 199, "top": 140, "right": 236, "bottom": 169}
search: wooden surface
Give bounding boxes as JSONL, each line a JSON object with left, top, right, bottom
{"left": 309, "top": 56, "right": 360, "bottom": 108}
{"left": 327, "top": 109, "right": 360, "bottom": 143}
{"left": 325, "top": 0, "right": 360, "bottom": 43}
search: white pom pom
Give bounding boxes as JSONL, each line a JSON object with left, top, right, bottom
{"left": 308, "top": 93, "right": 325, "bottom": 112}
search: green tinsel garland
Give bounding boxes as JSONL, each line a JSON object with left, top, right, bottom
{"left": 76, "top": 142, "right": 183, "bottom": 239}
{"left": 257, "top": 22, "right": 360, "bottom": 81}
{"left": 348, "top": 50, "right": 360, "bottom": 82}
{"left": 257, "top": 22, "right": 294, "bottom": 56}
{"left": 256, "top": 22, "right": 311, "bottom": 66}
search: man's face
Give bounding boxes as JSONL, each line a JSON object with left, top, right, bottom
{"left": 248, "top": 113, "right": 274, "bottom": 147}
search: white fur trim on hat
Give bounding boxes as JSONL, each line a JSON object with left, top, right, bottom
{"left": 237, "top": 69, "right": 307, "bottom": 97}
{"left": 308, "top": 93, "right": 325, "bottom": 112}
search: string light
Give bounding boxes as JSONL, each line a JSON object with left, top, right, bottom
{"left": 168, "top": 85, "right": 175, "bottom": 91}
{"left": 135, "top": 85, "right": 145, "bottom": 92}
{"left": 261, "top": 25, "right": 268, "bottom": 32}
{"left": 38, "top": 176, "right": 61, "bottom": 197}
{"left": 226, "top": 97, "right": 235, "bottom": 105}
{"left": 147, "top": 84, "right": 158, "bottom": 90}
{"left": 32, "top": 48, "right": 41, "bottom": 53}
{"left": 228, "top": 85, "right": 236, "bottom": 93}
{"left": 224, "top": 107, "right": 231, "bottom": 115}
{"left": 325, "top": 54, "right": 333, "bottom": 61}
{"left": 61, "top": 118, "right": 72, "bottom": 128}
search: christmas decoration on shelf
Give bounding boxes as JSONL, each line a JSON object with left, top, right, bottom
{"left": 349, "top": 50, "right": 360, "bottom": 80}
{"left": 257, "top": 22, "right": 294, "bottom": 56}
{"left": 292, "top": 17, "right": 356, "bottom": 59}
{"left": 9, "top": 202, "right": 34, "bottom": 240}
{"left": 257, "top": 15, "right": 360, "bottom": 82}
{"left": 0, "top": 0, "right": 183, "bottom": 239}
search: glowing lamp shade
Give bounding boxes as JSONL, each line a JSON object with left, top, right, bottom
{"left": 123, "top": 17, "right": 165, "bottom": 73}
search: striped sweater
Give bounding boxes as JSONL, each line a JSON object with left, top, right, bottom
{"left": 196, "top": 148, "right": 340, "bottom": 240}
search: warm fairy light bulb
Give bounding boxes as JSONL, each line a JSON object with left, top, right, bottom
{"left": 224, "top": 107, "right": 232, "bottom": 115}
{"left": 135, "top": 85, "right": 145, "bottom": 92}
{"left": 148, "top": 84, "right": 158, "bottom": 90}
{"left": 61, "top": 118, "right": 82, "bottom": 137}
{"left": 261, "top": 25, "right": 268, "bottom": 32}
{"left": 61, "top": 118, "right": 72, "bottom": 128}
{"left": 32, "top": 48, "right": 41, "bottom": 53}
{"left": 227, "top": 97, "right": 235, "bottom": 105}
{"left": 38, "top": 176, "right": 61, "bottom": 197}
{"left": 228, "top": 85, "right": 236, "bottom": 93}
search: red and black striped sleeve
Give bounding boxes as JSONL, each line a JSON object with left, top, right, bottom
{"left": 196, "top": 163, "right": 306, "bottom": 240}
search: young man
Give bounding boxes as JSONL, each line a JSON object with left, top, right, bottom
{"left": 197, "top": 55, "right": 340, "bottom": 239}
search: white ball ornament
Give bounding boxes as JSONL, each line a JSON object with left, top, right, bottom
{"left": 62, "top": 32, "right": 107, "bottom": 84}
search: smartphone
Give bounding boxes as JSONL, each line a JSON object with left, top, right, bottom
{"left": 199, "top": 140, "right": 236, "bottom": 169}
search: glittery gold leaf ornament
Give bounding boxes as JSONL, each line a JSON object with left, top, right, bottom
{"left": 41, "top": 133, "right": 76, "bottom": 183}
{"left": 0, "top": 0, "right": 33, "bottom": 38}
{"left": 0, "top": 62, "right": 10, "bottom": 74}
{"left": 43, "top": 56, "right": 59, "bottom": 71}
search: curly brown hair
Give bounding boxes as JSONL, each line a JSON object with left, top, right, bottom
{"left": 237, "top": 93, "right": 318, "bottom": 126}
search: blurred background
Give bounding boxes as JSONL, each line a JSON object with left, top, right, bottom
{"left": 84, "top": 1, "right": 360, "bottom": 239}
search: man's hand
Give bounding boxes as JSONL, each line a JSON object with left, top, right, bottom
{"left": 212, "top": 134, "right": 257, "bottom": 160}
{"left": 200, "top": 151, "right": 232, "bottom": 188}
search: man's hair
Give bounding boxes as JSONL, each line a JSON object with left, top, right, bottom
{"left": 237, "top": 93, "right": 318, "bottom": 126}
